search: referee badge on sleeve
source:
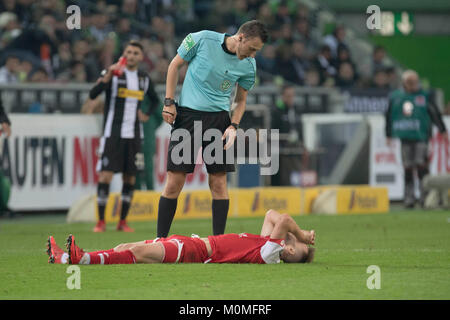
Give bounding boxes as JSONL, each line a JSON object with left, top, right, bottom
{"left": 182, "top": 34, "right": 196, "bottom": 52}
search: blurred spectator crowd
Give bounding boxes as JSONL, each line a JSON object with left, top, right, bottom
{"left": 0, "top": 0, "right": 398, "bottom": 89}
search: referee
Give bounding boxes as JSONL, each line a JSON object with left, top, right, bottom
{"left": 89, "top": 40, "right": 160, "bottom": 232}
{"left": 157, "top": 20, "right": 268, "bottom": 237}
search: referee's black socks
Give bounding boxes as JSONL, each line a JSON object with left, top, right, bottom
{"left": 97, "top": 183, "right": 110, "bottom": 221}
{"left": 212, "top": 199, "right": 229, "bottom": 235}
{"left": 157, "top": 196, "right": 178, "bottom": 237}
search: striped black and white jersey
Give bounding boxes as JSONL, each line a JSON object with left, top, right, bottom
{"left": 89, "top": 67, "right": 160, "bottom": 139}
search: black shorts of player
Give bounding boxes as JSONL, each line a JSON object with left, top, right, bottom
{"left": 166, "top": 106, "right": 235, "bottom": 174}
{"left": 97, "top": 136, "right": 141, "bottom": 176}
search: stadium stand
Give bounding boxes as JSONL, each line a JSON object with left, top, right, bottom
{"left": 0, "top": 0, "right": 448, "bottom": 196}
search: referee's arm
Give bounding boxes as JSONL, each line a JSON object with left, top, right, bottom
{"left": 230, "top": 85, "right": 248, "bottom": 125}
{"left": 162, "top": 54, "right": 188, "bottom": 124}
{"left": 223, "top": 85, "right": 248, "bottom": 150}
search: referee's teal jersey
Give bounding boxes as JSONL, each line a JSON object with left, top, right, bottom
{"left": 177, "top": 30, "right": 257, "bottom": 112}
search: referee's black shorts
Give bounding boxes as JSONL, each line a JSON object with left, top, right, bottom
{"left": 97, "top": 136, "right": 141, "bottom": 175}
{"left": 166, "top": 106, "right": 235, "bottom": 174}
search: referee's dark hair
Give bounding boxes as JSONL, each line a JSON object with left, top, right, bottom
{"left": 126, "top": 40, "right": 144, "bottom": 53}
{"left": 237, "top": 20, "right": 269, "bottom": 43}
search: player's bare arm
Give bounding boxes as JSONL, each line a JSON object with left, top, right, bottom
{"left": 263, "top": 209, "right": 315, "bottom": 245}
{"left": 163, "top": 54, "right": 187, "bottom": 124}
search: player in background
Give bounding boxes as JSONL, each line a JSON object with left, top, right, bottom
{"left": 0, "top": 94, "right": 12, "bottom": 217}
{"left": 88, "top": 40, "right": 160, "bottom": 232}
{"left": 385, "top": 70, "right": 448, "bottom": 208}
{"left": 46, "top": 209, "right": 315, "bottom": 265}
{"left": 158, "top": 20, "right": 268, "bottom": 238}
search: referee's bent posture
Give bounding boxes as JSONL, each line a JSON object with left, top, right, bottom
{"left": 158, "top": 20, "right": 268, "bottom": 237}
{"left": 89, "top": 40, "right": 160, "bottom": 232}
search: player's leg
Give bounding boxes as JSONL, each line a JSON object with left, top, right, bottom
{"left": 414, "top": 142, "right": 430, "bottom": 207}
{"left": 94, "top": 170, "right": 114, "bottom": 232}
{"left": 129, "top": 243, "right": 165, "bottom": 264}
{"left": 66, "top": 235, "right": 162, "bottom": 265}
{"left": 208, "top": 172, "right": 229, "bottom": 235}
{"left": 117, "top": 173, "right": 136, "bottom": 232}
{"left": 85, "top": 242, "right": 164, "bottom": 264}
{"left": 401, "top": 141, "right": 415, "bottom": 208}
{"left": 94, "top": 136, "right": 123, "bottom": 232}
{"left": 66, "top": 234, "right": 134, "bottom": 264}
{"left": 117, "top": 138, "right": 143, "bottom": 231}
{"left": 113, "top": 240, "right": 148, "bottom": 252}
{"left": 157, "top": 171, "right": 187, "bottom": 237}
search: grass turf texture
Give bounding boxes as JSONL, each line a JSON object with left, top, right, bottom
{"left": 0, "top": 210, "right": 449, "bottom": 299}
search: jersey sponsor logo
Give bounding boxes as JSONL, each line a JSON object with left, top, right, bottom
{"left": 182, "top": 34, "right": 196, "bottom": 52}
{"left": 117, "top": 88, "right": 144, "bottom": 100}
{"left": 415, "top": 95, "right": 425, "bottom": 106}
{"left": 402, "top": 101, "right": 414, "bottom": 116}
{"left": 393, "top": 119, "right": 420, "bottom": 131}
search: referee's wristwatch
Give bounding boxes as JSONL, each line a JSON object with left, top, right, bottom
{"left": 164, "top": 98, "right": 176, "bottom": 106}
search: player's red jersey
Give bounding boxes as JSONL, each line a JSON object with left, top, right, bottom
{"left": 206, "top": 233, "right": 285, "bottom": 264}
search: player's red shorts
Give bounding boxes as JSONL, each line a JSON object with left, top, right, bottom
{"left": 145, "top": 235, "right": 209, "bottom": 263}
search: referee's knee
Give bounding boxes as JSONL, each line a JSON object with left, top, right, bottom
{"left": 209, "top": 180, "right": 228, "bottom": 198}
{"left": 163, "top": 173, "right": 186, "bottom": 198}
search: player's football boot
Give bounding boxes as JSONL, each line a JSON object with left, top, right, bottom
{"left": 93, "top": 220, "right": 106, "bottom": 233}
{"left": 116, "top": 220, "right": 134, "bottom": 232}
{"left": 66, "top": 234, "right": 85, "bottom": 264}
{"left": 47, "top": 236, "right": 68, "bottom": 264}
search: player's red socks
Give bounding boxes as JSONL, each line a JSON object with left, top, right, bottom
{"left": 86, "top": 250, "right": 136, "bottom": 264}
{"left": 90, "top": 249, "right": 115, "bottom": 255}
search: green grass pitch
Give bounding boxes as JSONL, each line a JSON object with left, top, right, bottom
{"left": 0, "top": 209, "right": 449, "bottom": 300}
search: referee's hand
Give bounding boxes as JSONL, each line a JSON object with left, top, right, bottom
{"left": 222, "top": 125, "right": 237, "bottom": 150}
{"left": 162, "top": 104, "right": 177, "bottom": 125}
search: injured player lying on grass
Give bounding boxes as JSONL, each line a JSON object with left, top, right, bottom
{"left": 46, "top": 210, "right": 315, "bottom": 265}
